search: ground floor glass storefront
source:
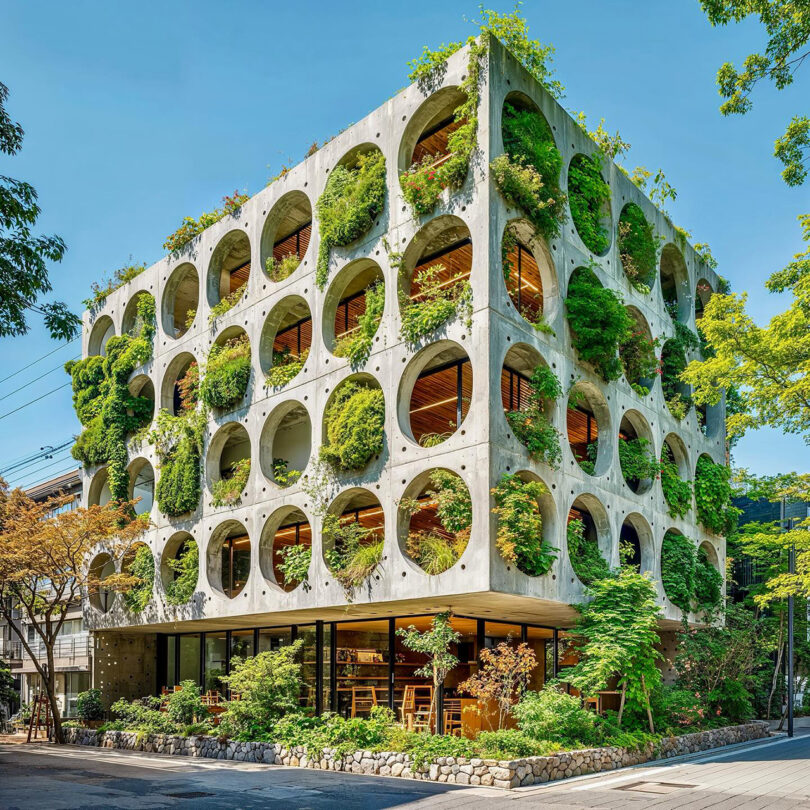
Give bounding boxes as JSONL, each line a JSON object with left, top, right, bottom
{"left": 157, "top": 615, "right": 575, "bottom": 733}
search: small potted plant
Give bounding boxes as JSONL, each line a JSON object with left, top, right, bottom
{"left": 76, "top": 688, "right": 105, "bottom": 728}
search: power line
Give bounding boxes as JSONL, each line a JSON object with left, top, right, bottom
{"left": 0, "top": 356, "right": 80, "bottom": 402}
{"left": 6, "top": 449, "right": 74, "bottom": 485}
{"left": 0, "top": 439, "right": 74, "bottom": 475}
{"left": 17, "top": 464, "right": 80, "bottom": 491}
{"left": 15, "top": 457, "right": 79, "bottom": 489}
{"left": 0, "top": 383, "right": 71, "bottom": 421}
{"left": 0, "top": 337, "right": 79, "bottom": 386}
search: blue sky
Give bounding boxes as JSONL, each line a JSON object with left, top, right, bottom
{"left": 1, "top": 0, "right": 806, "bottom": 485}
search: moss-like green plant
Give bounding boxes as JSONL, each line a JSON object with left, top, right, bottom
{"left": 618, "top": 204, "right": 656, "bottom": 292}
{"left": 208, "top": 282, "right": 246, "bottom": 324}
{"left": 316, "top": 150, "right": 387, "bottom": 289}
{"left": 165, "top": 540, "right": 199, "bottom": 605}
{"left": 123, "top": 545, "right": 155, "bottom": 613}
{"left": 277, "top": 544, "right": 312, "bottom": 591}
{"left": 163, "top": 191, "right": 249, "bottom": 254}
{"left": 265, "top": 254, "right": 300, "bottom": 282}
{"left": 83, "top": 263, "right": 147, "bottom": 310}
{"left": 67, "top": 294, "right": 156, "bottom": 502}
{"left": 211, "top": 457, "right": 251, "bottom": 508}
{"left": 320, "top": 381, "right": 385, "bottom": 471}
{"left": 333, "top": 281, "right": 385, "bottom": 366}
{"left": 264, "top": 347, "right": 308, "bottom": 388}
{"left": 695, "top": 455, "right": 739, "bottom": 536}
{"left": 323, "top": 513, "right": 384, "bottom": 598}
{"left": 660, "top": 447, "right": 692, "bottom": 519}
{"left": 199, "top": 334, "right": 251, "bottom": 410}
{"left": 661, "top": 335, "right": 693, "bottom": 419}
{"left": 568, "top": 154, "right": 611, "bottom": 254}
{"left": 619, "top": 321, "right": 660, "bottom": 395}
{"left": 661, "top": 531, "right": 697, "bottom": 613}
{"left": 694, "top": 546, "right": 723, "bottom": 613}
{"left": 567, "top": 518, "right": 610, "bottom": 585}
{"left": 505, "top": 366, "right": 562, "bottom": 468}
{"left": 492, "top": 103, "right": 566, "bottom": 240}
{"left": 399, "top": 264, "right": 472, "bottom": 345}
{"left": 565, "top": 267, "right": 631, "bottom": 381}
{"left": 618, "top": 437, "right": 660, "bottom": 489}
{"left": 492, "top": 474, "right": 557, "bottom": 576}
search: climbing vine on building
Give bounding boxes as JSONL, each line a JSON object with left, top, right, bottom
{"left": 211, "top": 457, "right": 251, "bottom": 508}
{"left": 323, "top": 513, "right": 384, "bottom": 598}
{"left": 334, "top": 280, "right": 385, "bottom": 366}
{"left": 165, "top": 540, "right": 199, "bottom": 605}
{"left": 619, "top": 319, "right": 660, "bottom": 396}
{"left": 567, "top": 517, "right": 610, "bottom": 585}
{"left": 618, "top": 437, "right": 660, "bottom": 490}
{"left": 618, "top": 203, "right": 657, "bottom": 292}
{"left": 568, "top": 153, "right": 611, "bottom": 255}
{"left": 695, "top": 455, "right": 740, "bottom": 536}
{"left": 661, "top": 532, "right": 723, "bottom": 616}
{"left": 660, "top": 445, "right": 692, "bottom": 519}
{"left": 122, "top": 545, "right": 155, "bottom": 613}
{"left": 199, "top": 334, "right": 251, "bottom": 410}
{"left": 315, "top": 149, "right": 387, "bottom": 289}
{"left": 505, "top": 366, "right": 562, "bottom": 468}
{"left": 399, "top": 263, "right": 472, "bottom": 345}
{"left": 320, "top": 381, "right": 385, "bottom": 471}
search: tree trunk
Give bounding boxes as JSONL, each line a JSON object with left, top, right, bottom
{"left": 617, "top": 682, "right": 627, "bottom": 727}
{"left": 641, "top": 675, "right": 655, "bottom": 734}
{"left": 44, "top": 646, "right": 63, "bottom": 744}
{"left": 767, "top": 614, "right": 785, "bottom": 721}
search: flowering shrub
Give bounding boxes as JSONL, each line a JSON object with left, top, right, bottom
{"left": 399, "top": 264, "right": 472, "bottom": 345}
{"left": 163, "top": 191, "right": 249, "bottom": 254}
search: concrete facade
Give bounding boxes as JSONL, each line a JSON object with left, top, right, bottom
{"left": 80, "top": 38, "right": 726, "bottom": 643}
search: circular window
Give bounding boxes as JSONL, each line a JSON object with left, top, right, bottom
{"left": 567, "top": 494, "right": 611, "bottom": 585}
{"left": 618, "top": 203, "right": 656, "bottom": 292}
{"left": 161, "top": 352, "right": 198, "bottom": 415}
{"left": 207, "top": 423, "right": 251, "bottom": 508}
{"left": 88, "top": 467, "right": 111, "bottom": 507}
{"left": 659, "top": 244, "right": 688, "bottom": 322}
{"left": 259, "top": 296, "right": 312, "bottom": 389}
{"left": 207, "top": 230, "right": 251, "bottom": 310}
{"left": 127, "top": 458, "right": 155, "bottom": 515}
{"left": 88, "top": 315, "right": 115, "bottom": 357}
{"left": 568, "top": 153, "right": 611, "bottom": 255}
{"left": 260, "top": 190, "right": 312, "bottom": 282}
{"left": 619, "top": 513, "right": 652, "bottom": 574}
{"left": 619, "top": 306, "right": 658, "bottom": 397}
{"left": 661, "top": 338, "right": 692, "bottom": 420}
{"left": 208, "top": 520, "right": 251, "bottom": 599}
{"left": 260, "top": 401, "right": 311, "bottom": 487}
{"left": 89, "top": 552, "right": 116, "bottom": 613}
{"left": 121, "top": 291, "right": 155, "bottom": 336}
{"left": 260, "top": 507, "right": 312, "bottom": 592}
{"left": 160, "top": 532, "right": 199, "bottom": 605}
{"left": 199, "top": 328, "right": 251, "bottom": 412}
{"left": 128, "top": 374, "right": 155, "bottom": 425}
{"left": 121, "top": 542, "right": 155, "bottom": 613}
{"left": 567, "top": 382, "right": 610, "bottom": 475}
{"left": 162, "top": 263, "right": 199, "bottom": 338}
{"left": 618, "top": 410, "right": 656, "bottom": 495}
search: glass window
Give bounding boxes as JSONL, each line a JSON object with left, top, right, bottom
{"left": 221, "top": 534, "right": 251, "bottom": 598}
{"left": 526, "top": 626, "right": 553, "bottom": 692}
{"left": 484, "top": 621, "right": 522, "bottom": 648}
{"left": 166, "top": 635, "right": 177, "bottom": 688}
{"left": 204, "top": 633, "right": 227, "bottom": 694}
{"left": 322, "top": 623, "right": 332, "bottom": 713}
{"left": 178, "top": 634, "right": 201, "bottom": 684}
{"left": 64, "top": 672, "right": 90, "bottom": 717}
{"left": 258, "top": 627, "right": 292, "bottom": 652}
{"left": 230, "top": 629, "right": 254, "bottom": 661}
{"left": 394, "top": 616, "right": 435, "bottom": 732}
{"left": 336, "top": 619, "right": 389, "bottom": 718}
{"left": 298, "top": 625, "right": 318, "bottom": 711}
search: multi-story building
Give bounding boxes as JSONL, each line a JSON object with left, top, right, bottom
{"left": 0, "top": 469, "right": 92, "bottom": 717}
{"left": 77, "top": 38, "right": 727, "bottom": 718}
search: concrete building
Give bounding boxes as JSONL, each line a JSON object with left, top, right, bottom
{"left": 77, "top": 38, "right": 727, "bottom": 719}
{"left": 0, "top": 470, "right": 91, "bottom": 717}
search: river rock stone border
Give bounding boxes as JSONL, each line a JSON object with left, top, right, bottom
{"left": 63, "top": 721, "right": 769, "bottom": 789}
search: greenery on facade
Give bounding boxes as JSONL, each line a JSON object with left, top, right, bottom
{"left": 568, "top": 153, "right": 611, "bottom": 255}
{"left": 211, "top": 457, "right": 251, "bottom": 508}
{"left": 618, "top": 437, "right": 660, "bottom": 490}
{"left": 492, "top": 473, "right": 557, "bottom": 576}
{"left": 660, "top": 446, "right": 692, "bottom": 519}
{"left": 333, "top": 281, "right": 385, "bottom": 366}
{"left": 208, "top": 282, "right": 247, "bottom": 324}
{"left": 695, "top": 455, "right": 739, "bottom": 536}
{"left": 619, "top": 321, "right": 660, "bottom": 395}
{"left": 265, "top": 254, "right": 300, "bottom": 282}
{"left": 399, "top": 263, "right": 472, "bottom": 345}
{"left": 506, "top": 366, "right": 562, "bottom": 467}
{"left": 67, "top": 294, "right": 156, "bottom": 502}
{"left": 83, "top": 263, "right": 147, "bottom": 310}
{"left": 122, "top": 545, "right": 155, "bottom": 613}
{"left": 565, "top": 266, "right": 631, "bottom": 381}
{"left": 661, "top": 531, "right": 697, "bottom": 613}
{"left": 662, "top": 324, "right": 699, "bottom": 418}
{"left": 265, "top": 347, "right": 308, "bottom": 388}
{"left": 492, "top": 103, "right": 566, "bottom": 240}
{"left": 315, "top": 149, "right": 386, "bottom": 289}
{"left": 165, "top": 540, "right": 199, "bottom": 605}
{"left": 618, "top": 204, "right": 657, "bottom": 292}
{"left": 277, "top": 543, "right": 312, "bottom": 591}
{"left": 567, "top": 517, "right": 610, "bottom": 585}
{"left": 163, "top": 191, "right": 249, "bottom": 254}
{"left": 323, "top": 512, "right": 384, "bottom": 597}
{"left": 199, "top": 334, "right": 251, "bottom": 410}
{"left": 320, "top": 381, "right": 385, "bottom": 471}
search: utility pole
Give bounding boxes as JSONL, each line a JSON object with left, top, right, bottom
{"left": 783, "top": 497, "right": 794, "bottom": 738}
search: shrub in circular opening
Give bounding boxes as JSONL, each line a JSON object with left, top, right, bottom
{"left": 695, "top": 455, "right": 739, "bottom": 536}
{"left": 324, "top": 510, "right": 384, "bottom": 597}
{"left": 618, "top": 436, "right": 659, "bottom": 492}
{"left": 619, "top": 316, "right": 659, "bottom": 396}
{"left": 660, "top": 444, "right": 692, "bottom": 519}
{"left": 200, "top": 334, "right": 251, "bottom": 410}
{"left": 320, "top": 381, "right": 385, "bottom": 471}
{"left": 661, "top": 531, "right": 696, "bottom": 612}
{"left": 316, "top": 150, "right": 387, "bottom": 289}
{"left": 123, "top": 545, "right": 155, "bottom": 613}
{"left": 505, "top": 366, "right": 562, "bottom": 468}
{"left": 568, "top": 154, "right": 611, "bottom": 254}
{"left": 151, "top": 408, "right": 206, "bottom": 517}
{"left": 334, "top": 280, "right": 385, "bottom": 366}
{"left": 567, "top": 515, "right": 610, "bottom": 585}
{"left": 164, "top": 539, "right": 199, "bottom": 605}
{"left": 618, "top": 203, "right": 656, "bottom": 292}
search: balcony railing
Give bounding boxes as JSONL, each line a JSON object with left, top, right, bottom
{"left": 0, "top": 638, "right": 22, "bottom": 661}
{"left": 3, "top": 634, "right": 91, "bottom": 668}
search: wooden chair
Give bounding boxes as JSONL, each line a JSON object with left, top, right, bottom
{"left": 443, "top": 698, "right": 463, "bottom": 737}
{"left": 400, "top": 684, "right": 433, "bottom": 728}
{"left": 350, "top": 686, "right": 377, "bottom": 718}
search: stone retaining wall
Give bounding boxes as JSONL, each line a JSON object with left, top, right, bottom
{"left": 63, "top": 722, "right": 769, "bottom": 789}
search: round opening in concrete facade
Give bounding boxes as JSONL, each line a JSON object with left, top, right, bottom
{"left": 661, "top": 338, "right": 693, "bottom": 420}
{"left": 259, "top": 401, "right": 311, "bottom": 487}
{"left": 323, "top": 258, "right": 385, "bottom": 361}
{"left": 208, "top": 520, "right": 251, "bottom": 599}
{"left": 661, "top": 528, "right": 695, "bottom": 610}
{"left": 88, "top": 467, "right": 111, "bottom": 507}
{"left": 618, "top": 203, "right": 656, "bottom": 291}
{"left": 398, "top": 215, "right": 472, "bottom": 334}
{"left": 121, "top": 291, "right": 155, "bottom": 336}
{"left": 203, "top": 327, "right": 252, "bottom": 414}
{"left": 88, "top": 315, "right": 115, "bottom": 357}
{"left": 662, "top": 432, "right": 690, "bottom": 480}
{"left": 500, "top": 219, "right": 557, "bottom": 330}
{"left": 695, "top": 278, "right": 714, "bottom": 323}
{"left": 260, "top": 190, "right": 312, "bottom": 283}
{"left": 567, "top": 382, "right": 610, "bottom": 476}
{"left": 160, "top": 531, "right": 198, "bottom": 603}
{"left": 698, "top": 540, "right": 721, "bottom": 576}
{"left": 620, "top": 306, "right": 658, "bottom": 396}
{"left": 618, "top": 410, "right": 655, "bottom": 495}
{"left": 127, "top": 457, "right": 155, "bottom": 516}
{"left": 89, "top": 552, "right": 116, "bottom": 613}
{"left": 161, "top": 351, "right": 198, "bottom": 415}
{"left": 259, "top": 295, "right": 312, "bottom": 388}
{"left": 207, "top": 422, "right": 251, "bottom": 508}
{"left": 399, "top": 468, "right": 471, "bottom": 576}
{"left": 162, "top": 262, "right": 199, "bottom": 338}
{"left": 322, "top": 489, "right": 385, "bottom": 588}
{"left": 121, "top": 541, "right": 154, "bottom": 611}
{"left": 567, "top": 153, "right": 612, "bottom": 256}
{"left": 260, "top": 507, "right": 312, "bottom": 592}
{"left": 567, "top": 494, "right": 611, "bottom": 585}
{"left": 128, "top": 373, "right": 155, "bottom": 423}
{"left": 399, "top": 340, "right": 471, "bottom": 447}
{"left": 207, "top": 229, "right": 251, "bottom": 310}
{"left": 659, "top": 244, "right": 689, "bottom": 322}
{"left": 620, "top": 513, "right": 653, "bottom": 575}
{"left": 398, "top": 85, "right": 467, "bottom": 176}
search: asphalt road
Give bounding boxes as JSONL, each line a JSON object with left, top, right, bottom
{"left": 1, "top": 732, "right": 809, "bottom": 809}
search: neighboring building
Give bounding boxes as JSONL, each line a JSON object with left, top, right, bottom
{"left": 0, "top": 470, "right": 91, "bottom": 717}
{"left": 78, "top": 38, "right": 727, "bottom": 716}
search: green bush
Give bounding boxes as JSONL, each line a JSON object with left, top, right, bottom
{"left": 399, "top": 264, "right": 472, "bottom": 345}
{"left": 166, "top": 680, "right": 207, "bottom": 726}
{"left": 277, "top": 544, "right": 312, "bottom": 591}
{"left": 109, "top": 695, "right": 177, "bottom": 735}
{"left": 493, "top": 473, "right": 557, "bottom": 576}
{"left": 316, "top": 150, "right": 387, "bottom": 289}
{"left": 320, "top": 381, "right": 385, "bottom": 471}
{"left": 619, "top": 321, "right": 659, "bottom": 395}
{"left": 568, "top": 153, "right": 611, "bottom": 254}
{"left": 618, "top": 437, "right": 660, "bottom": 489}
{"left": 660, "top": 449, "right": 692, "bottom": 519}
{"left": 565, "top": 267, "right": 631, "bottom": 381}
{"left": 211, "top": 457, "right": 251, "bottom": 508}
{"left": 618, "top": 203, "right": 656, "bottom": 292}
{"left": 505, "top": 366, "right": 562, "bottom": 467}
{"left": 76, "top": 688, "right": 104, "bottom": 723}
{"left": 567, "top": 518, "right": 610, "bottom": 585}
{"left": 324, "top": 513, "right": 384, "bottom": 596}
{"left": 165, "top": 540, "right": 199, "bottom": 605}
{"left": 513, "top": 687, "right": 603, "bottom": 748}
{"left": 333, "top": 281, "right": 385, "bottom": 367}
{"left": 199, "top": 335, "right": 251, "bottom": 410}
{"left": 694, "top": 546, "right": 723, "bottom": 611}
{"left": 208, "top": 282, "right": 246, "bottom": 324}
{"left": 122, "top": 545, "right": 155, "bottom": 613}
{"left": 265, "top": 347, "right": 308, "bottom": 388}
{"left": 695, "top": 455, "right": 739, "bottom": 536}
{"left": 661, "top": 531, "right": 697, "bottom": 612}
{"left": 265, "top": 254, "right": 300, "bottom": 282}
{"left": 404, "top": 732, "right": 475, "bottom": 768}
